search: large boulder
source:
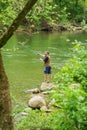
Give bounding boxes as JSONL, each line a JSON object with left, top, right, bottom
{"left": 28, "top": 95, "right": 46, "bottom": 109}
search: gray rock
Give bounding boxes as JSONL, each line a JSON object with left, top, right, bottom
{"left": 14, "top": 112, "right": 28, "bottom": 123}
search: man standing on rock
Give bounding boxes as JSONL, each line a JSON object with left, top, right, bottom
{"left": 38, "top": 51, "right": 51, "bottom": 83}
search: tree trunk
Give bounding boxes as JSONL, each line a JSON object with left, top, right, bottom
{"left": 0, "top": 0, "right": 38, "bottom": 129}
{"left": 0, "top": 50, "right": 13, "bottom": 130}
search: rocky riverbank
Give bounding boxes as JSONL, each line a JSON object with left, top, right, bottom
{"left": 15, "top": 18, "right": 85, "bottom": 34}
{"left": 25, "top": 82, "right": 58, "bottom": 110}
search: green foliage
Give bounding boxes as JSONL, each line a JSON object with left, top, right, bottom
{"left": 52, "top": 0, "right": 86, "bottom": 22}
{"left": 50, "top": 41, "right": 87, "bottom": 130}
{"left": 0, "top": 0, "right": 27, "bottom": 28}
{"left": 0, "top": 0, "right": 16, "bottom": 26}
{"left": 54, "top": 40, "right": 87, "bottom": 91}
{"left": 26, "top": 1, "right": 70, "bottom": 30}
{"left": 81, "top": 19, "right": 87, "bottom": 31}
{"left": 27, "top": 1, "right": 54, "bottom": 29}
{"left": 57, "top": 7, "right": 70, "bottom": 24}
{"left": 0, "top": 0, "right": 87, "bottom": 31}
{"left": 26, "top": 0, "right": 87, "bottom": 27}
{"left": 51, "top": 86, "right": 87, "bottom": 130}
{"left": 16, "top": 109, "right": 52, "bottom": 130}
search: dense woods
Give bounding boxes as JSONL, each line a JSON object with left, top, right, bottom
{"left": 0, "top": 0, "right": 87, "bottom": 130}
{"left": 0, "top": 0, "right": 87, "bottom": 33}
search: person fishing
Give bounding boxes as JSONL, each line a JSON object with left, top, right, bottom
{"left": 38, "top": 51, "right": 51, "bottom": 83}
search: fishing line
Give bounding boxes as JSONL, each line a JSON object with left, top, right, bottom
{"left": 18, "top": 37, "right": 41, "bottom": 56}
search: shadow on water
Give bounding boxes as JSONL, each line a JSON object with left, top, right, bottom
{"left": 2, "top": 31, "right": 87, "bottom": 103}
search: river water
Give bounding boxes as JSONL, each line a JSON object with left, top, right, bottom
{"left": 2, "top": 31, "right": 87, "bottom": 103}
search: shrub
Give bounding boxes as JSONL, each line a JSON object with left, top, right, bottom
{"left": 51, "top": 85, "right": 87, "bottom": 130}
{"left": 54, "top": 40, "right": 87, "bottom": 92}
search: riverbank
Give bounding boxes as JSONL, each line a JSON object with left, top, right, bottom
{"left": 16, "top": 20, "right": 86, "bottom": 34}
{"left": 16, "top": 24, "right": 84, "bottom": 34}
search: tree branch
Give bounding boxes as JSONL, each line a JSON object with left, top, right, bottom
{"left": 0, "top": 0, "right": 38, "bottom": 48}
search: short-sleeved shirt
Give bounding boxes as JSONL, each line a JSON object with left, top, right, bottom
{"left": 43, "top": 56, "right": 51, "bottom": 67}
{"left": 44, "top": 56, "right": 49, "bottom": 63}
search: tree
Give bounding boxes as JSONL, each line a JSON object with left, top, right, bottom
{"left": 0, "top": 0, "right": 38, "bottom": 129}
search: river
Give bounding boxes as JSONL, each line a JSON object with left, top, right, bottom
{"left": 2, "top": 31, "right": 87, "bottom": 103}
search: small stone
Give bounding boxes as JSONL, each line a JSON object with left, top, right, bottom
{"left": 70, "top": 83, "right": 80, "bottom": 88}
{"left": 48, "top": 99, "right": 55, "bottom": 107}
{"left": 25, "top": 88, "right": 40, "bottom": 93}
{"left": 40, "top": 106, "right": 48, "bottom": 111}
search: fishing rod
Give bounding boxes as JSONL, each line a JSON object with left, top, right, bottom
{"left": 18, "top": 39, "right": 38, "bottom": 54}
{"left": 28, "top": 44, "right": 40, "bottom": 55}
{"left": 18, "top": 39, "right": 43, "bottom": 56}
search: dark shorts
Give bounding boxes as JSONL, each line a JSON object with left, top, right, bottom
{"left": 44, "top": 66, "right": 51, "bottom": 74}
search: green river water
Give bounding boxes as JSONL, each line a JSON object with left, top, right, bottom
{"left": 2, "top": 31, "right": 87, "bottom": 103}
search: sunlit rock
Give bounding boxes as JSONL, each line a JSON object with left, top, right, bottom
{"left": 40, "top": 82, "right": 58, "bottom": 91}
{"left": 28, "top": 95, "right": 46, "bottom": 109}
{"left": 40, "top": 106, "right": 48, "bottom": 111}
{"left": 48, "top": 99, "right": 55, "bottom": 107}
{"left": 70, "top": 83, "right": 80, "bottom": 88}
{"left": 25, "top": 88, "right": 40, "bottom": 94}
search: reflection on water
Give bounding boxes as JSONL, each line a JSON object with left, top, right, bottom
{"left": 2, "top": 32, "right": 87, "bottom": 103}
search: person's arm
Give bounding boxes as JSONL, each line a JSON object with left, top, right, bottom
{"left": 38, "top": 53, "right": 44, "bottom": 58}
{"left": 40, "top": 57, "right": 48, "bottom": 63}
{"left": 40, "top": 58, "right": 44, "bottom": 62}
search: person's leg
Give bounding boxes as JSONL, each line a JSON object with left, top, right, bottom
{"left": 47, "top": 74, "right": 51, "bottom": 83}
{"left": 44, "top": 73, "right": 47, "bottom": 82}
{"left": 44, "top": 67, "right": 47, "bottom": 82}
{"left": 47, "top": 66, "right": 51, "bottom": 83}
